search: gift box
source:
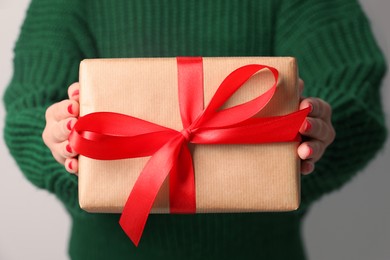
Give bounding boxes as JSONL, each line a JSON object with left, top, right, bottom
{"left": 70, "top": 57, "right": 308, "bottom": 245}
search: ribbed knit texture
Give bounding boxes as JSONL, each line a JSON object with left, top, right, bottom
{"left": 3, "top": 0, "right": 387, "bottom": 259}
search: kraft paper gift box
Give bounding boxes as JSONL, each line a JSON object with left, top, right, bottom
{"left": 76, "top": 57, "right": 304, "bottom": 214}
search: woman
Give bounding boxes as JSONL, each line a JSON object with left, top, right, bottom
{"left": 4, "top": 0, "right": 386, "bottom": 259}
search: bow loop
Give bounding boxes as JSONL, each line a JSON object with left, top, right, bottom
{"left": 194, "top": 65, "right": 278, "bottom": 129}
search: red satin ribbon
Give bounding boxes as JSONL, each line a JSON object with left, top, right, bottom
{"left": 69, "top": 57, "right": 310, "bottom": 246}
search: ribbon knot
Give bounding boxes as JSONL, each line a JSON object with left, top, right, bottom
{"left": 180, "top": 128, "right": 193, "bottom": 142}
{"left": 69, "top": 57, "right": 310, "bottom": 247}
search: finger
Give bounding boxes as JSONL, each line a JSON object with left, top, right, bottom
{"left": 53, "top": 140, "right": 78, "bottom": 163}
{"left": 68, "top": 82, "right": 80, "bottom": 102}
{"left": 52, "top": 141, "right": 78, "bottom": 167}
{"left": 52, "top": 118, "right": 78, "bottom": 143}
{"left": 297, "top": 140, "right": 325, "bottom": 163}
{"left": 301, "top": 160, "right": 315, "bottom": 175}
{"left": 299, "top": 117, "right": 334, "bottom": 144}
{"left": 64, "top": 141, "right": 78, "bottom": 158}
{"left": 65, "top": 157, "right": 79, "bottom": 175}
{"left": 299, "top": 97, "right": 332, "bottom": 121}
{"left": 52, "top": 150, "right": 66, "bottom": 165}
{"left": 46, "top": 100, "right": 79, "bottom": 122}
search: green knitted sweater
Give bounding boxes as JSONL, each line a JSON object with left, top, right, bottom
{"left": 3, "top": 0, "right": 387, "bottom": 259}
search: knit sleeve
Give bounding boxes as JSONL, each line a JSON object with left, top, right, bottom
{"left": 274, "top": 0, "right": 387, "bottom": 209}
{"left": 3, "top": 0, "right": 96, "bottom": 215}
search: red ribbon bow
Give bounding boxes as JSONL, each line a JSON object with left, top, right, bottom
{"left": 69, "top": 57, "right": 310, "bottom": 246}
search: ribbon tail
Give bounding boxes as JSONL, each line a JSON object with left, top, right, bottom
{"left": 119, "top": 135, "right": 184, "bottom": 246}
{"left": 170, "top": 144, "right": 196, "bottom": 214}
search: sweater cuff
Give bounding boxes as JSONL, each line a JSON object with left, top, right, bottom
{"left": 4, "top": 107, "right": 83, "bottom": 212}
{"left": 299, "top": 86, "right": 387, "bottom": 209}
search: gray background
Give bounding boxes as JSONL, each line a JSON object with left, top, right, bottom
{"left": 0, "top": 0, "right": 389, "bottom": 259}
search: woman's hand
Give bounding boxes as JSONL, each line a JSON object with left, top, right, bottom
{"left": 297, "top": 79, "right": 336, "bottom": 175}
{"left": 42, "top": 83, "right": 80, "bottom": 174}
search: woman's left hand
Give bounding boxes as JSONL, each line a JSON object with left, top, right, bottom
{"left": 297, "top": 79, "right": 336, "bottom": 175}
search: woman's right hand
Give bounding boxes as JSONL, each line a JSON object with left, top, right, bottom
{"left": 42, "top": 83, "right": 80, "bottom": 174}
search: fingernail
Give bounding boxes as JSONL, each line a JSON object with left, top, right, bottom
{"left": 68, "top": 161, "right": 73, "bottom": 170}
{"left": 307, "top": 146, "right": 313, "bottom": 158}
{"left": 66, "top": 144, "right": 72, "bottom": 153}
{"left": 308, "top": 103, "right": 313, "bottom": 113}
{"left": 67, "top": 120, "right": 72, "bottom": 131}
{"left": 304, "top": 120, "right": 312, "bottom": 132}
{"left": 72, "top": 90, "right": 79, "bottom": 97}
{"left": 67, "top": 104, "right": 73, "bottom": 115}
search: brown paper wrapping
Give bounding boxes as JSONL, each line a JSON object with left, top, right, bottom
{"left": 78, "top": 57, "right": 301, "bottom": 214}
